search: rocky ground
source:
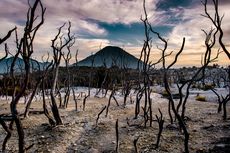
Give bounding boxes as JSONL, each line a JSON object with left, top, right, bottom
{"left": 0, "top": 88, "right": 230, "bottom": 153}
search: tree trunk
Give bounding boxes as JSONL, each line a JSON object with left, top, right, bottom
{"left": 24, "top": 79, "right": 42, "bottom": 118}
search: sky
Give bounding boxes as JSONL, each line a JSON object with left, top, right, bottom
{"left": 0, "top": 0, "right": 229, "bottom": 66}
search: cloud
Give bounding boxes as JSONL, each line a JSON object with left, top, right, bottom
{"left": 41, "top": 0, "right": 159, "bottom": 25}
{"left": 165, "top": 2, "right": 230, "bottom": 63}
{"left": 77, "top": 38, "right": 110, "bottom": 59}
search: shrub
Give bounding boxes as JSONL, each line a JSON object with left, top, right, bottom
{"left": 202, "top": 84, "right": 215, "bottom": 91}
{"left": 196, "top": 95, "right": 206, "bottom": 102}
{"left": 161, "top": 90, "right": 183, "bottom": 99}
{"left": 161, "top": 90, "right": 169, "bottom": 97}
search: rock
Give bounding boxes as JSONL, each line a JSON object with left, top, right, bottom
{"left": 212, "top": 144, "right": 230, "bottom": 153}
{"left": 166, "top": 124, "right": 178, "bottom": 130}
{"left": 73, "top": 143, "right": 77, "bottom": 146}
{"left": 41, "top": 135, "right": 45, "bottom": 139}
{"left": 88, "top": 148, "right": 99, "bottom": 153}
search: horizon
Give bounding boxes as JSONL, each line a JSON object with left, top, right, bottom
{"left": 1, "top": 45, "right": 229, "bottom": 69}
{"left": 0, "top": 0, "right": 229, "bottom": 66}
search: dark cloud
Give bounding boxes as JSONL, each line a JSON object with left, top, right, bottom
{"left": 205, "top": 0, "right": 230, "bottom": 5}
{"left": 156, "top": 0, "right": 196, "bottom": 10}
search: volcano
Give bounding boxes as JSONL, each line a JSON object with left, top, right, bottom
{"left": 76, "top": 46, "right": 142, "bottom": 69}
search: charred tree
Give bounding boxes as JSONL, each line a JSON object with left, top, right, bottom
{"left": 50, "top": 21, "right": 75, "bottom": 125}
{"left": 83, "top": 94, "right": 89, "bottom": 111}
{"left": 139, "top": 0, "right": 165, "bottom": 127}
{"left": 133, "top": 137, "right": 139, "bottom": 153}
{"left": 62, "top": 39, "right": 74, "bottom": 108}
{"left": 134, "top": 87, "right": 144, "bottom": 119}
{"left": 115, "top": 119, "right": 119, "bottom": 153}
{"left": 155, "top": 109, "right": 164, "bottom": 149}
{"left": 72, "top": 88, "right": 80, "bottom": 111}
{"left": 201, "top": 0, "right": 230, "bottom": 59}
{"left": 105, "top": 85, "right": 118, "bottom": 117}
{"left": 8, "top": 0, "right": 46, "bottom": 152}
{"left": 95, "top": 105, "right": 106, "bottom": 126}
{"left": 24, "top": 61, "right": 52, "bottom": 118}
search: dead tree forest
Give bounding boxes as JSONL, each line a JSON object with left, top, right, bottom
{"left": 0, "top": 0, "right": 229, "bottom": 153}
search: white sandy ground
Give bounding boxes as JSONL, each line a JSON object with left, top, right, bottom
{"left": 0, "top": 86, "right": 229, "bottom": 152}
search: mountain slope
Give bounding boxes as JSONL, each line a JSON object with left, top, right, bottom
{"left": 0, "top": 57, "right": 49, "bottom": 74}
{"left": 76, "top": 46, "right": 142, "bottom": 69}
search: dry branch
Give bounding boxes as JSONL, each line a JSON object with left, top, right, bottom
{"left": 96, "top": 106, "right": 106, "bottom": 126}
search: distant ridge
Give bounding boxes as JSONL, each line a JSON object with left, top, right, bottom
{"left": 76, "top": 46, "right": 142, "bottom": 69}
{"left": 0, "top": 57, "right": 49, "bottom": 74}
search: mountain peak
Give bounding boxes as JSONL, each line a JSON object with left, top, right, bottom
{"left": 76, "top": 46, "right": 142, "bottom": 69}
{"left": 0, "top": 56, "right": 49, "bottom": 74}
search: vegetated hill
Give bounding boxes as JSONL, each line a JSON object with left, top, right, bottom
{"left": 75, "top": 46, "right": 143, "bottom": 69}
{"left": 0, "top": 56, "right": 49, "bottom": 74}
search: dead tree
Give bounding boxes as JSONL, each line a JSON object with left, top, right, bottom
{"left": 123, "top": 80, "right": 131, "bottom": 107}
{"left": 160, "top": 33, "right": 189, "bottom": 153}
{"left": 156, "top": 27, "right": 219, "bottom": 153}
{"left": 120, "top": 62, "right": 132, "bottom": 107}
{"left": 222, "top": 94, "right": 230, "bottom": 120}
{"left": 24, "top": 59, "right": 52, "bottom": 118}
{"left": 41, "top": 75, "right": 56, "bottom": 126}
{"left": 155, "top": 108, "right": 164, "bottom": 149}
{"left": 88, "top": 53, "right": 95, "bottom": 96}
{"left": 133, "top": 137, "right": 139, "bottom": 153}
{"left": 138, "top": 0, "right": 167, "bottom": 127}
{"left": 211, "top": 88, "right": 230, "bottom": 120}
{"left": 57, "top": 88, "right": 63, "bottom": 108}
{"left": 82, "top": 94, "right": 89, "bottom": 111}
{"left": 40, "top": 55, "right": 56, "bottom": 126}
{"left": 0, "top": 28, "right": 16, "bottom": 101}
{"left": 138, "top": 3, "right": 153, "bottom": 127}
{"left": 141, "top": 1, "right": 218, "bottom": 152}
{"left": 95, "top": 56, "right": 108, "bottom": 97}
{"left": 0, "top": 29, "right": 16, "bottom": 63}
{"left": 134, "top": 87, "right": 144, "bottom": 119}
{"left": 62, "top": 39, "right": 74, "bottom": 108}
{"left": 146, "top": 8, "right": 220, "bottom": 153}
{"left": 201, "top": 0, "right": 230, "bottom": 59}
{"left": 211, "top": 88, "right": 225, "bottom": 113}
{"left": 7, "top": 0, "right": 45, "bottom": 152}
{"left": 71, "top": 50, "right": 80, "bottom": 110}
{"left": 115, "top": 119, "right": 119, "bottom": 153}
{"left": 72, "top": 88, "right": 80, "bottom": 111}
{"left": 0, "top": 118, "right": 14, "bottom": 152}
{"left": 95, "top": 72, "right": 108, "bottom": 97}
{"left": 95, "top": 105, "right": 106, "bottom": 126}
{"left": 172, "top": 0, "right": 227, "bottom": 119}
{"left": 105, "top": 85, "right": 118, "bottom": 117}
{"left": 201, "top": 0, "right": 230, "bottom": 121}
{"left": 50, "top": 21, "right": 75, "bottom": 125}
{"left": 201, "top": 70, "right": 229, "bottom": 118}
{"left": 0, "top": 36, "right": 13, "bottom": 147}
{"left": 170, "top": 0, "right": 225, "bottom": 120}
{"left": 0, "top": 27, "right": 16, "bottom": 45}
